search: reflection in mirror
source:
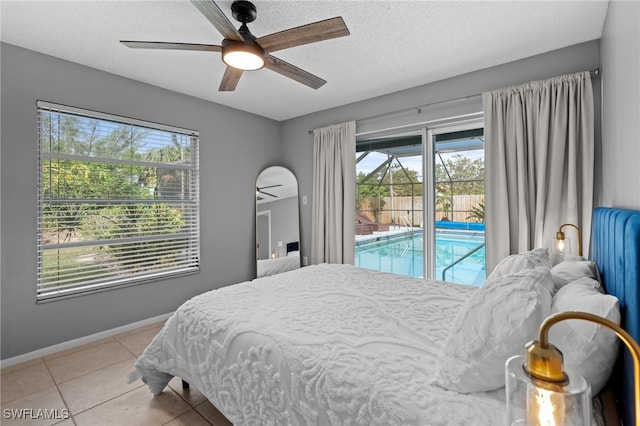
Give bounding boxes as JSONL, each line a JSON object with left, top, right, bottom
{"left": 256, "top": 166, "right": 301, "bottom": 277}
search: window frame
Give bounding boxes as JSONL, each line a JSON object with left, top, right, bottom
{"left": 36, "top": 101, "right": 200, "bottom": 302}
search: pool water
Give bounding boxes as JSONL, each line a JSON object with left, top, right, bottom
{"left": 355, "top": 231, "right": 486, "bottom": 286}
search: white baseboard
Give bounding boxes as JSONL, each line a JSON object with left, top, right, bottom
{"left": 0, "top": 312, "right": 173, "bottom": 368}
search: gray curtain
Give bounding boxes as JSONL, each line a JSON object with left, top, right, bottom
{"left": 483, "top": 71, "right": 594, "bottom": 273}
{"left": 311, "top": 121, "right": 356, "bottom": 265}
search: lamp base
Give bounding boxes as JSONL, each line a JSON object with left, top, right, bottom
{"left": 506, "top": 355, "right": 591, "bottom": 426}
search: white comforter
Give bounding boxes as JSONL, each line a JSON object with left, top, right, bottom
{"left": 257, "top": 255, "right": 300, "bottom": 277}
{"left": 128, "top": 264, "right": 506, "bottom": 425}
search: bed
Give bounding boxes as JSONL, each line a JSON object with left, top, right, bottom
{"left": 257, "top": 242, "right": 301, "bottom": 277}
{"left": 591, "top": 207, "right": 640, "bottom": 426}
{"left": 128, "top": 207, "right": 639, "bottom": 425}
{"left": 257, "top": 253, "right": 300, "bottom": 277}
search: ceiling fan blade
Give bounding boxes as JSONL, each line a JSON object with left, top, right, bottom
{"left": 256, "top": 17, "right": 349, "bottom": 53}
{"left": 219, "top": 66, "right": 243, "bottom": 91}
{"left": 259, "top": 190, "right": 278, "bottom": 198}
{"left": 258, "top": 184, "right": 283, "bottom": 190}
{"left": 121, "top": 41, "right": 222, "bottom": 52}
{"left": 264, "top": 54, "right": 326, "bottom": 89}
{"left": 190, "top": 0, "right": 244, "bottom": 42}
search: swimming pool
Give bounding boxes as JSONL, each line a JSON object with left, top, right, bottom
{"left": 355, "top": 230, "right": 486, "bottom": 286}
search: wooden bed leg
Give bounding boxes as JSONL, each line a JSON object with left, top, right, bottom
{"left": 181, "top": 379, "right": 189, "bottom": 389}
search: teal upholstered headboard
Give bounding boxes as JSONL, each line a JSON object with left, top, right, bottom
{"left": 591, "top": 207, "right": 640, "bottom": 426}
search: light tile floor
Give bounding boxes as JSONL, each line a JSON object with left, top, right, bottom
{"left": 0, "top": 322, "right": 232, "bottom": 426}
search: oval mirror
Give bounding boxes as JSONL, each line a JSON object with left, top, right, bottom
{"left": 256, "top": 166, "right": 301, "bottom": 277}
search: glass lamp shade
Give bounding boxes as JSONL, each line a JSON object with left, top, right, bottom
{"left": 221, "top": 41, "right": 265, "bottom": 71}
{"left": 549, "top": 236, "right": 572, "bottom": 266}
{"left": 506, "top": 355, "right": 591, "bottom": 426}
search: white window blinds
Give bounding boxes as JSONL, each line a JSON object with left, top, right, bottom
{"left": 37, "top": 101, "right": 200, "bottom": 301}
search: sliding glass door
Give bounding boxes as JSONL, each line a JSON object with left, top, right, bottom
{"left": 355, "top": 121, "right": 485, "bottom": 286}
{"left": 428, "top": 126, "right": 485, "bottom": 286}
{"left": 355, "top": 131, "right": 424, "bottom": 277}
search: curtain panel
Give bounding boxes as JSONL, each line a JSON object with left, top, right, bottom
{"left": 311, "top": 121, "right": 356, "bottom": 265}
{"left": 483, "top": 71, "right": 594, "bottom": 273}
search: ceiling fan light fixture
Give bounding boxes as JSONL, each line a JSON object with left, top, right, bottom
{"left": 222, "top": 41, "right": 265, "bottom": 70}
{"left": 122, "top": 0, "right": 350, "bottom": 90}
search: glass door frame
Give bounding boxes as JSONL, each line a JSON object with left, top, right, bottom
{"left": 422, "top": 117, "right": 484, "bottom": 280}
{"left": 354, "top": 111, "right": 483, "bottom": 281}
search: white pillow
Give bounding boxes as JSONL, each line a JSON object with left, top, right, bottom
{"left": 490, "top": 248, "right": 551, "bottom": 279}
{"left": 432, "top": 266, "right": 553, "bottom": 393}
{"left": 550, "top": 257, "right": 599, "bottom": 291}
{"left": 548, "top": 278, "right": 620, "bottom": 395}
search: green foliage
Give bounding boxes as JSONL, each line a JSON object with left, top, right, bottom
{"left": 41, "top": 246, "right": 106, "bottom": 288}
{"left": 381, "top": 164, "right": 423, "bottom": 196}
{"left": 367, "top": 197, "right": 385, "bottom": 222}
{"left": 436, "top": 193, "right": 452, "bottom": 221}
{"left": 467, "top": 201, "right": 485, "bottom": 223}
{"left": 42, "top": 203, "right": 84, "bottom": 242}
{"left": 83, "top": 204, "right": 185, "bottom": 269}
{"left": 435, "top": 154, "right": 484, "bottom": 195}
{"left": 356, "top": 152, "right": 484, "bottom": 223}
{"left": 356, "top": 161, "right": 423, "bottom": 221}
{"left": 40, "top": 113, "right": 192, "bottom": 274}
{"left": 357, "top": 171, "right": 388, "bottom": 195}
{"left": 357, "top": 172, "right": 386, "bottom": 213}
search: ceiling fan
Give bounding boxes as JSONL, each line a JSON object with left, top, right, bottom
{"left": 121, "top": 0, "right": 350, "bottom": 91}
{"left": 256, "top": 183, "right": 281, "bottom": 198}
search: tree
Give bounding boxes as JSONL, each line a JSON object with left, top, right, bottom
{"left": 379, "top": 163, "right": 422, "bottom": 196}
{"left": 356, "top": 171, "right": 388, "bottom": 214}
{"left": 435, "top": 154, "right": 484, "bottom": 195}
{"left": 434, "top": 154, "right": 484, "bottom": 221}
{"left": 41, "top": 114, "right": 191, "bottom": 272}
{"left": 356, "top": 157, "right": 423, "bottom": 222}
{"left": 143, "top": 134, "right": 190, "bottom": 200}
{"left": 356, "top": 153, "right": 484, "bottom": 223}
{"left": 356, "top": 161, "right": 422, "bottom": 200}
{"left": 83, "top": 203, "right": 185, "bottom": 269}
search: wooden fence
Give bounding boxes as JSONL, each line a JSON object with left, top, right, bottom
{"left": 358, "top": 195, "right": 484, "bottom": 226}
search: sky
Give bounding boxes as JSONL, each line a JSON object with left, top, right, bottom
{"left": 356, "top": 148, "right": 483, "bottom": 179}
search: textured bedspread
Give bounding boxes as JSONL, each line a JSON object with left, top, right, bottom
{"left": 128, "top": 264, "right": 506, "bottom": 425}
{"left": 257, "top": 255, "right": 300, "bottom": 277}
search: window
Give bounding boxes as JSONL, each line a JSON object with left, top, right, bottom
{"left": 37, "top": 101, "right": 200, "bottom": 301}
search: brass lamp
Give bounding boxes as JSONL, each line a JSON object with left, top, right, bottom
{"left": 555, "top": 223, "right": 583, "bottom": 256}
{"left": 506, "top": 312, "right": 640, "bottom": 426}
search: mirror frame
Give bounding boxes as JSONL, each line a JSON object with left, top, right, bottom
{"left": 255, "top": 166, "right": 301, "bottom": 277}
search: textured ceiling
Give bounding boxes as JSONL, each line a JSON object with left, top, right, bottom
{"left": 1, "top": 1, "right": 609, "bottom": 121}
{"left": 256, "top": 166, "right": 298, "bottom": 204}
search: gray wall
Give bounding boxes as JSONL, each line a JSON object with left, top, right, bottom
{"left": 281, "top": 41, "right": 602, "bottom": 262}
{"left": 600, "top": 0, "right": 640, "bottom": 209}
{"left": 258, "top": 196, "right": 300, "bottom": 255}
{"left": 0, "top": 43, "right": 281, "bottom": 359}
